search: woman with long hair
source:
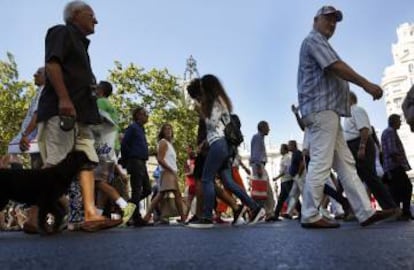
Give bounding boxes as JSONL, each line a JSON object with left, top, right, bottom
{"left": 142, "top": 123, "right": 186, "bottom": 223}
{"left": 186, "top": 74, "right": 265, "bottom": 228}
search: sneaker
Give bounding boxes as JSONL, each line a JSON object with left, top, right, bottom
{"left": 232, "top": 205, "right": 247, "bottom": 225}
{"left": 249, "top": 207, "right": 266, "bottom": 225}
{"left": 319, "top": 207, "right": 334, "bottom": 220}
{"left": 185, "top": 215, "right": 199, "bottom": 225}
{"left": 234, "top": 216, "right": 247, "bottom": 225}
{"left": 121, "top": 203, "right": 136, "bottom": 227}
{"left": 281, "top": 213, "right": 293, "bottom": 219}
{"left": 186, "top": 218, "right": 214, "bottom": 229}
{"left": 214, "top": 216, "right": 229, "bottom": 224}
{"left": 132, "top": 218, "right": 153, "bottom": 227}
{"left": 265, "top": 216, "right": 282, "bottom": 222}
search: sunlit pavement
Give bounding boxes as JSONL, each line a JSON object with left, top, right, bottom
{"left": 1, "top": 219, "right": 413, "bottom": 270}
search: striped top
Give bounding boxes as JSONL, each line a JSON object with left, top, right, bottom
{"left": 381, "top": 126, "right": 411, "bottom": 173}
{"left": 297, "top": 29, "right": 350, "bottom": 118}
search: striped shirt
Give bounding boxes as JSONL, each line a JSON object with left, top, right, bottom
{"left": 381, "top": 126, "right": 411, "bottom": 173}
{"left": 297, "top": 30, "right": 350, "bottom": 118}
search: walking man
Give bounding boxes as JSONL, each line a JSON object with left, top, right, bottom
{"left": 297, "top": 5, "right": 396, "bottom": 228}
{"left": 250, "top": 121, "right": 276, "bottom": 221}
{"left": 381, "top": 114, "right": 412, "bottom": 220}
{"left": 344, "top": 91, "right": 397, "bottom": 211}
{"left": 37, "top": 1, "right": 121, "bottom": 231}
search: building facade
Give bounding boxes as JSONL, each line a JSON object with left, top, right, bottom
{"left": 381, "top": 23, "right": 414, "bottom": 178}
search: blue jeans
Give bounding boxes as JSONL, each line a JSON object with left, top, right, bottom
{"left": 202, "top": 138, "right": 258, "bottom": 219}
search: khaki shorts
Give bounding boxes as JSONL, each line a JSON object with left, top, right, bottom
{"left": 37, "top": 116, "right": 99, "bottom": 166}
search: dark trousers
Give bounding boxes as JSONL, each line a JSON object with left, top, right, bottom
{"left": 323, "top": 184, "right": 350, "bottom": 212}
{"left": 274, "top": 180, "right": 300, "bottom": 216}
{"left": 387, "top": 166, "right": 412, "bottom": 216}
{"left": 347, "top": 136, "right": 396, "bottom": 210}
{"left": 30, "top": 153, "right": 43, "bottom": 169}
{"left": 126, "top": 158, "right": 152, "bottom": 220}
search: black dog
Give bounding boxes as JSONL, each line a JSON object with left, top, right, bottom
{"left": 0, "top": 151, "right": 90, "bottom": 234}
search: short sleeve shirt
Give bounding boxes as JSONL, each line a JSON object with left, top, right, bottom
{"left": 343, "top": 104, "right": 372, "bottom": 141}
{"left": 297, "top": 30, "right": 350, "bottom": 118}
{"left": 37, "top": 23, "right": 100, "bottom": 124}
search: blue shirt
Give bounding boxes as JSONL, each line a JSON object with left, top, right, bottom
{"left": 381, "top": 126, "right": 411, "bottom": 173}
{"left": 297, "top": 30, "right": 350, "bottom": 118}
{"left": 250, "top": 132, "right": 267, "bottom": 165}
{"left": 289, "top": 150, "right": 303, "bottom": 177}
{"left": 121, "top": 122, "right": 149, "bottom": 160}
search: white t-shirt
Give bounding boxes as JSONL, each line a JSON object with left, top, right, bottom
{"left": 343, "top": 104, "right": 372, "bottom": 141}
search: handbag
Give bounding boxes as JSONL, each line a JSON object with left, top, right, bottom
{"left": 250, "top": 177, "right": 268, "bottom": 200}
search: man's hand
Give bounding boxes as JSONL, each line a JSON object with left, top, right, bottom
{"left": 357, "top": 145, "right": 366, "bottom": 160}
{"left": 58, "top": 97, "right": 76, "bottom": 117}
{"left": 19, "top": 135, "right": 30, "bottom": 152}
{"left": 363, "top": 83, "right": 383, "bottom": 100}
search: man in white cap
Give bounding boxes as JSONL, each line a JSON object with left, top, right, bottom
{"left": 297, "top": 6, "right": 397, "bottom": 228}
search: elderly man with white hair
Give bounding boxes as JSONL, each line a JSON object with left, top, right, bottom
{"left": 36, "top": 1, "right": 121, "bottom": 232}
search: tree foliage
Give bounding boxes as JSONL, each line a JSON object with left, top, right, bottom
{"left": 0, "top": 57, "right": 199, "bottom": 187}
{"left": 0, "top": 53, "right": 34, "bottom": 155}
{"left": 107, "top": 61, "right": 198, "bottom": 184}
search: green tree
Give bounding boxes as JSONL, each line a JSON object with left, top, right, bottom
{"left": 0, "top": 53, "right": 34, "bottom": 155}
{"left": 108, "top": 61, "right": 198, "bottom": 186}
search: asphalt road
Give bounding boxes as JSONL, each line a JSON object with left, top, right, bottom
{"left": 1, "top": 219, "right": 413, "bottom": 270}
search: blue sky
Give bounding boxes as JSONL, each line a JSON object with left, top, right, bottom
{"left": 2, "top": 0, "right": 414, "bottom": 149}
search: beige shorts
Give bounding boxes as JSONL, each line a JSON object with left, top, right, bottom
{"left": 37, "top": 116, "right": 99, "bottom": 166}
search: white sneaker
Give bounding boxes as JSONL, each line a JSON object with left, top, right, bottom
{"left": 249, "top": 208, "right": 265, "bottom": 225}
{"left": 320, "top": 207, "right": 334, "bottom": 220}
{"left": 233, "top": 216, "right": 246, "bottom": 226}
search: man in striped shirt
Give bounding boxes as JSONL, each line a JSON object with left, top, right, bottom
{"left": 381, "top": 114, "right": 412, "bottom": 220}
{"left": 297, "top": 6, "right": 396, "bottom": 228}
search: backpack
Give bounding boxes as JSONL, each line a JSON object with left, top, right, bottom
{"left": 222, "top": 114, "right": 244, "bottom": 147}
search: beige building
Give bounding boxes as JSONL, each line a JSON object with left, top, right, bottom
{"left": 381, "top": 22, "right": 414, "bottom": 178}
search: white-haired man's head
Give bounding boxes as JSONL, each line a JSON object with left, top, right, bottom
{"left": 63, "top": 1, "right": 88, "bottom": 23}
{"left": 63, "top": 1, "right": 97, "bottom": 35}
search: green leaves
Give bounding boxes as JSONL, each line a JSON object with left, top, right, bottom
{"left": 0, "top": 53, "right": 34, "bottom": 155}
{"left": 0, "top": 56, "right": 198, "bottom": 187}
{"left": 108, "top": 62, "right": 198, "bottom": 184}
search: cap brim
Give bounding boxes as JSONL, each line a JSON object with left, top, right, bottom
{"left": 335, "top": 10, "right": 343, "bottom": 22}
{"left": 317, "top": 10, "right": 343, "bottom": 22}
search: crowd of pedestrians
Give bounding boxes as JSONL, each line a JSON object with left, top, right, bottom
{"left": 1, "top": 2, "right": 414, "bottom": 233}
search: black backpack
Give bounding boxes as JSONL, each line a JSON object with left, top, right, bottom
{"left": 222, "top": 114, "right": 244, "bottom": 147}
